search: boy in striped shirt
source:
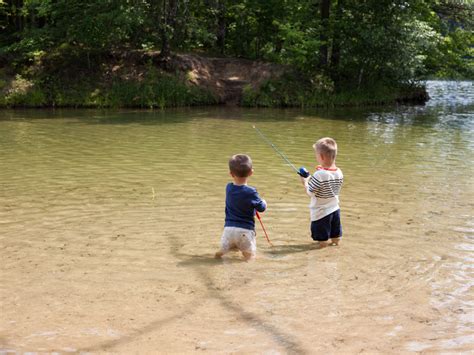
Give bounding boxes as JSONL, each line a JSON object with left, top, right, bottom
{"left": 300, "top": 137, "right": 343, "bottom": 249}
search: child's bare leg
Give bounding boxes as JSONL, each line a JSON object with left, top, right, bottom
{"left": 215, "top": 250, "right": 225, "bottom": 259}
{"left": 242, "top": 251, "right": 255, "bottom": 261}
{"left": 330, "top": 237, "right": 341, "bottom": 246}
{"left": 316, "top": 241, "right": 328, "bottom": 249}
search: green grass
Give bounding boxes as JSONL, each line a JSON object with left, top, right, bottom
{"left": 241, "top": 73, "right": 427, "bottom": 107}
{"left": 0, "top": 68, "right": 217, "bottom": 109}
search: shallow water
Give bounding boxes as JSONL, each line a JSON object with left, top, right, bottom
{"left": 0, "top": 81, "right": 473, "bottom": 353}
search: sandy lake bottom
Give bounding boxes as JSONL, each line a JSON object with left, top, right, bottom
{"left": 1, "top": 81, "right": 473, "bottom": 353}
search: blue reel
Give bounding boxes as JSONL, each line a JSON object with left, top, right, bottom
{"left": 297, "top": 167, "right": 310, "bottom": 178}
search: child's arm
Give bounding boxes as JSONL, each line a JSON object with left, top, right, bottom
{"left": 301, "top": 174, "right": 319, "bottom": 197}
{"left": 300, "top": 175, "right": 311, "bottom": 197}
{"left": 252, "top": 191, "right": 267, "bottom": 212}
{"left": 300, "top": 175, "right": 310, "bottom": 187}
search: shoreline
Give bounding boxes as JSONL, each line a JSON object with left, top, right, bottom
{"left": 1, "top": 52, "right": 430, "bottom": 109}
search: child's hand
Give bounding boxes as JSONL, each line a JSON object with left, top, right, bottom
{"left": 300, "top": 175, "right": 309, "bottom": 186}
{"left": 297, "top": 167, "right": 310, "bottom": 178}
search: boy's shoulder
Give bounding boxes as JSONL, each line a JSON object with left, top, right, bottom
{"left": 246, "top": 185, "right": 258, "bottom": 193}
{"left": 313, "top": 167, "right": 343, "bottom": 179}
{"left": 226, "top": 183, "right": 258, "bottom": 193}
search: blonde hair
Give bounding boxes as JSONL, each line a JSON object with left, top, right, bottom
{"left": 313, "top": 137, "right": 337, "bottom": 162}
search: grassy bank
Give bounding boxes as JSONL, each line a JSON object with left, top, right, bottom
{"left": 241, "top": 72, "right": 429, "bottom": 108}
{"left": 0, "top": 50, "right": 217, "bottom": 109}
{"left": 0, "top": 51, "right": 428, "bottom": 109}
{"left": 0, "top": 70, "right": 217, "bottom": 109}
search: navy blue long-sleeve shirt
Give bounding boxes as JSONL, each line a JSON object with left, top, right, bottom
{"left": 224, "top": 183, "right": 266, "bottom": 230}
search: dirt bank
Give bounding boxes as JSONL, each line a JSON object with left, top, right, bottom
{"left": 169, "top": 54, "right": 286, "bottom": 105}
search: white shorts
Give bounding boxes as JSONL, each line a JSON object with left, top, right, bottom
{"left": 220, "top": 227, "right": 256, "bottom": 255}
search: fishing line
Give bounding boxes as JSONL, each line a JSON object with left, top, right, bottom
{"left": 252, "top": 125, "right": 309, "bottom": 177}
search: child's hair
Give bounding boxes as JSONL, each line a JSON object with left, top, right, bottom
{"left": 314, "top": 137, "right": 338, "bottom": 161}
{"left": 229, "top": 154, "right": 253, "bottom": 177}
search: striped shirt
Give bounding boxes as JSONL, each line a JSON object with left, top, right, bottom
{"left": 305, "top": 166, "right": 343, "bottom": 221}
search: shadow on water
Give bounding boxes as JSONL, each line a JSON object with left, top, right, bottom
{"left": 64, "top": 107, "right": 308, "bottom": 125}
{"left": 171, "top": 238, "right": 307, "bottom": 353}
{"left": 176, "top": 253, "right": 243, "bottom": 267}
{"left": 194, "top": 268, "right": 306, "bottom": 354}
{"left": 77, "top": 304, "right": 203, "bottom": 353}
{"left": 6, "top": 105, "right": 473, "bottom": 132}
{"left": 263, "top": 243, "right": 318, "bottom": 256}
{"left": 74, "top": 234, "right": 307, "bottom": 353}
{"left": 174, "top": 243, "right": 324, "bottom": 265}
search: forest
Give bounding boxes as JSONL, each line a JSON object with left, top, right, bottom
{"left": 0, "top": 0, "right": 472, "bottom": 108}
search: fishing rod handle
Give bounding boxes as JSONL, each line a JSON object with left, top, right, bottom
{"left": 297, "top": 167, "right": 310, "bottom": 178}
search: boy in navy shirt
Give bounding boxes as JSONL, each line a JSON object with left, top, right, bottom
{"left": 215, "top": 154, "right": 267, "bottom": 260}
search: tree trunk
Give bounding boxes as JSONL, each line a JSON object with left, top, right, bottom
{"left": 330, "top": 0, "right": 344, "bottom": 83}
{"left": 159, "top": 0, "right": 179, "bottom": 60}
{"left": 160, "top": 29, "right": 171, "bottom": 58}
{"left": 10, "top": 0, "right": 25, "bottom": 32}
{"left": 216, "top": 0, "right": 226, "bottom": 55}
{"left": 319, "top": 0, "right": 330, "bottom": 68}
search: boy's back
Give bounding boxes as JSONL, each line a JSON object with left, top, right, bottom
{"left": 215, "top": 154, "right": 266, "bottom": 260}
{"left": 225, "top": 183, "right": 266, "bottom": 230}
{"left": 307, "top": 167, "right": 343, "bottom": 221}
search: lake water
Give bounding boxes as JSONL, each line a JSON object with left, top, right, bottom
{"left": 0, "top": 81, "right": 473, "bottom": 353}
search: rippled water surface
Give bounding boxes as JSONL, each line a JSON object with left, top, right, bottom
{"left": 1, "top": 81, "right": 473, "bottom": 353}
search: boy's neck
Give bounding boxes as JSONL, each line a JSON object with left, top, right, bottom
{"left": 319, "top": 160, "right": 337, "bottom": 169}
{"left": 233, "top": 177, "right": 248, "bottom": 186}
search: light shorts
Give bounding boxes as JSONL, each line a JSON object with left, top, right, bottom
{"left": 220, "top": 227, "right": 257, "bottom": 255}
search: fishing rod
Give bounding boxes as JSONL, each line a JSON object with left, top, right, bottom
{"left": 252, "top": 125, "right": 310, "bottom": 247}
{"left": 252, "top": 125, "right": 310, "bottom": 178}
{"left": 255, "top": 211, "right": 273, "bottom": 247}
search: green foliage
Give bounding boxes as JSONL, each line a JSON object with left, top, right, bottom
{"left": 423, "top": 1, "right": 474, "bottom": 79}
{"left": 1, "top": 0, "right": 472, "bottom": 108}
{"left": 241, "top": 72, "right": 330, "bottom": 107}
{"left": 1, "top": 74, "right": 46, "bottom": 107}
{"left": 97, "top": 73, "right": 217, "bottom": 108}
{"left": 0, "top": 64, "right": 216, "bottom": 108}
{"left": 329, "top": 0, "right": 439, "bottom": 87}
{"left": 242, "top": 72, "right": 425, "bottom": 107}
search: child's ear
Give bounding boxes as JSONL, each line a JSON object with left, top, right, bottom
{"left": 249, "top": 169, "right": 254, "bottom": 176}
{"left": 229, "top": 171, "right": 234, "bottom": 177}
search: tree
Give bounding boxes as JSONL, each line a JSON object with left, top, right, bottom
{"left": 319, "top": 0, "right": 330, "bottom": 68}
{"left": 154, "top": 0, "right": 179, "bottom": 59}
